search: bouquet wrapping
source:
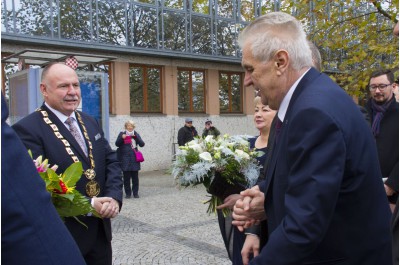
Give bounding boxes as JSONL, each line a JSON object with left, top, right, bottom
{"left": 171, "top": 135, "right": 262, "bottom": 215}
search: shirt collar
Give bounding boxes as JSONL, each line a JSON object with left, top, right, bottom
{"left": 277, "top": 68, "right": 310, "bottom": 122}
{"left": 44, "top": 102, "right": 77, "bottom": 123}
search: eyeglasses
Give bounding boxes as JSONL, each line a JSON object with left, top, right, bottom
{"left": 369, "top": 84, "right": 392, "bottom": 91}
{"left": 205, "top": 122, "right": 211, "bottom": 126}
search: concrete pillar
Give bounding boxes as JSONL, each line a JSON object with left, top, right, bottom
{"left": 243, "top": 84, "right": 255, "bottom": 115}
{"left": 112, "top": 62, "right": 130, "bottom": 115}
{"left": 164, "top": 65, "right": 178, "bottom": 115}
{"left": 207, "top": 69, "right": 220, "bottom": 115}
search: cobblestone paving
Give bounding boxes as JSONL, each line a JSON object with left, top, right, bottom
{"left": 112, "top": 170, "right": 232, "bottom": 265}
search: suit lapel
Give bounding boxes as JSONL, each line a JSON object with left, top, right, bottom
{"left": 41, "top": 104, "right": 90, "bottom": 164}
{"left": 264, "top": 127, "right": 281, "bottom": 194}
{"left": 262, "top": 116, "right": 277, "bottom": 192}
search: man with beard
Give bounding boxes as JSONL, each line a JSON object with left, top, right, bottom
{"left": 365, "top": 69, "right": 399, "bottom": 209}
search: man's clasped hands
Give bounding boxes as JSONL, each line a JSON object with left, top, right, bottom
{"left": 92, "top": 197, "right": 120, "bottom": 218}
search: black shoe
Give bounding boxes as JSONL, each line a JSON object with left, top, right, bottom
{"left": 133, "top": 194, "right": 139, "bottom": 198}
{"left": 125, "top": 195, "right": 131, "bottom": 199}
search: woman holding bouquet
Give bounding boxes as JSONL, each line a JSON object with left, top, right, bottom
{"left": 217, "top": 96, "right": 276, "bottom": 265}
{"left": 116, "top": 120, "right": 145, "bottom": 199}
{"left": 240, "top": 96, "right": 276, "bottom": 265}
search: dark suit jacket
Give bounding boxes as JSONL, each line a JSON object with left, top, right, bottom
{"left": 1, "top": 96, "right": 86, "bottom": 265}
{"left": 12, "top": 103, "right": 123, "bottom": 255}
{"left": 252, "top": 68, "right": 392, "bottom": 265}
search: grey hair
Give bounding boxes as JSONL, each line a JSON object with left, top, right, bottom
{"left": 238, "top": 12, "right": 313, "bottom": 71}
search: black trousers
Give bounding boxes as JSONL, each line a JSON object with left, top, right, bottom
{"left": 84, "top": 223, "right": 112, "bottom": 265}
{"left": 66, "top": 217, "right": 112, "bottom": 265}
{"left": 123, "top": 171, "right": 139, "bottom": 196}
{"left": 217, "top": 210, "right": 248, "bottom": 265}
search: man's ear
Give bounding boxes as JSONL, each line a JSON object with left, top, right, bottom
{"left": 274, "top": 50, "right": 289, "bottom": 76}
{"left": 40, "top": 83, "right": 47, "bottom": 97}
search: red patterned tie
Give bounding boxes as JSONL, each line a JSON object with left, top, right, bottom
{"left": 65, "top": 117, "right": 87, "bottom": 156}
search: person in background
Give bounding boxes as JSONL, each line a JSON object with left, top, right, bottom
{"left": 392, "top": 20, "right": 399, "bottom": 265}
{"left": 115, "top": 120, "right": 145, "bottom": 199}
{"left": 1, "top": 95, "right": 86, "bottom": 265}
{"left": 177, "top": 117, "right": 198, "bottom": 146}
{"left": 12, "top": 62, "right": 123, "bottom": 265}
{"left": 308, "top": 40, "right": 322, "bottom": 72}
{"left": 216, "top": 96, "right": 276, "bottom": 264}
{"left": 202, "top": 118, "right": 221, "bottom": 138}
{"left": 232, "top": 12, "right": 392, "bottom": 264}
{"left": 365, "top": 69, "right": 399, "bottom": 210}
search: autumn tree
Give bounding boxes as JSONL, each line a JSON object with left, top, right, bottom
{"left": 289, "top": 0, "right": 398, "bottom": 100}
{"left": 2, "top": 0, "right": 398, "bottom": 101}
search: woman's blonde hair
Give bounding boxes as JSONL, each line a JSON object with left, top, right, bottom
{"left": 124, "top": 120, "right": 136, "bottom": 129}
{"left": 254, "top": 96, "right": 262, "bottom": 106}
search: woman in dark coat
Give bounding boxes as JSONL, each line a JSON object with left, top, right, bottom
{"left": 115, "top": 120, "right": 145, "bottom": 198}
{"left": 216, "top": 96, "right": 276, "bottom": 265}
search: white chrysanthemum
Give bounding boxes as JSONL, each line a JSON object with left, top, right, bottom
{"left": 214, "top": 145, "right": 224, "bottom": 151}
{"left": 188, "top": 143, "right": 203, "bottom": 153}
{"left": 235, "top": 149, "right": 250, "bottom": 159}
{"left": 170, "top": 133, "right": 262, "bottom": 215}
{"left": 204, "top": 135, "right": 214, "bottom": 142}
{"left": 199, "top": 152, "right": 213, "bottom": 162}
{"left": 187, "top": 139, "right": 199, "bottom": 146}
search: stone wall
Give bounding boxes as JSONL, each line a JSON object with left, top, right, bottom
{"left": 109, "top": 115, "right": 258, "bottom": 171}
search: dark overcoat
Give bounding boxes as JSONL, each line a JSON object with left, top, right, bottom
{"left": 115, "top": 131, "right": 145, "bottom": 171}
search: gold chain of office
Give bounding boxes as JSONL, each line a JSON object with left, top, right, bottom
{"left": 37, "top": 108, "right": 100, "bottom": 197}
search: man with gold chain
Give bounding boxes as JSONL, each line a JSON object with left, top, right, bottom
{"left": 12, "top": 62, "right": 123, "bottom": 265}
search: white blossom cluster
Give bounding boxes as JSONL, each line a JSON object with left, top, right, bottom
{"left": 171, "top": 134, "right": 261, "bottom": 189}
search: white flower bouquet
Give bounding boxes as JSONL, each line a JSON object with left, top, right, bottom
{"left": 171, "top": 134, "right": 262, "bottom": 215}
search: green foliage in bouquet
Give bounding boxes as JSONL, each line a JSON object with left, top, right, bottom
{"left": 31, "top": 152, "right": 100, "bottom": 227}
{"left": 171, "top": 135, "right": 262, "bottom": 215}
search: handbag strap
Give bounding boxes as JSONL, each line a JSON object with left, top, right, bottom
{"left": 131, "top": 142, "right": 137, "bottom": 151}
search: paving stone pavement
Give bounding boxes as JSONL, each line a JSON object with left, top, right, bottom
{"left": 111, "top": 170, "right": 232, "bottom": 265}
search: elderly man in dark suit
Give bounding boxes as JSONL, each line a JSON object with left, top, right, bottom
{"left": 2, "top": 95, "right": 86, "bottom": 265}
{"left": 12, "top": 63, "right": 123, "bottom": 265}
{"left": 232, "top": 12, "right": 392, "bottom": 265}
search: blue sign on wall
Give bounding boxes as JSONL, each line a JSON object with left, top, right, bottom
{"left": 81, "top": 79, "right": 101, "bottom": 122}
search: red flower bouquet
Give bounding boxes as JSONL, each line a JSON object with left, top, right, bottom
{"left": 31, "top": 152, "right": 100, "bottom": 226}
